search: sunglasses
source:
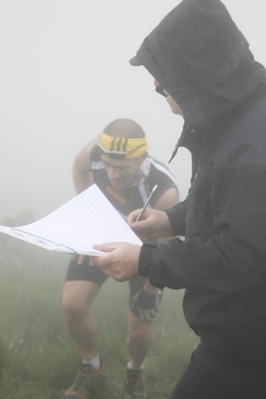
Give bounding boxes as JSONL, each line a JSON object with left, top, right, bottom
{"left": 155, "top": 85, "right": 167, "bottom": 98}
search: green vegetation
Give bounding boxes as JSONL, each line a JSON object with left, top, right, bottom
{"left": 0, "top": 245, "right": 199, "bottom": 398}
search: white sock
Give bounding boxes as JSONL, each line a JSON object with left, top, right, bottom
{"left": 127, "top": 360, "right": 144, "bottom": 370}
{"left": 83, "top": 354, "right": 101, "bottom": 370}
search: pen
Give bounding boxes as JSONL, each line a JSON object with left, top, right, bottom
{"left": 136, "top": 184, "right": 158, "bottom": 222}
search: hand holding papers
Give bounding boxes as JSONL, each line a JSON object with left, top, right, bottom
{"left": 0, "top": 185, "right": 142, "bottom": 256}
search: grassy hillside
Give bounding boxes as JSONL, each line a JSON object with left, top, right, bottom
{"left": 0, "top": 244, "right": 199, "bottom": 398}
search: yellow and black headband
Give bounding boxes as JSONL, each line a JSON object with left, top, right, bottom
{"left": 97, "top": 132, "right": 148, "bottom": 159}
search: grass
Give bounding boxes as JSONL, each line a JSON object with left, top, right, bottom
{"left": 0, "top": 244, "right": 199, "bottom": 398}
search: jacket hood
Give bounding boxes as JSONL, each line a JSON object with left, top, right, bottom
{"left": 130, "top": 0, "right": 266, "bottom": 130}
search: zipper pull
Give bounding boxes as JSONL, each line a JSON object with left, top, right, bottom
{"left": 168, "top": 143, "right": 179, "bottom": 163}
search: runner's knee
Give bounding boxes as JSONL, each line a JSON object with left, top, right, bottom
{"left": 61, "top": 284, "right": 91, "bottom": 318}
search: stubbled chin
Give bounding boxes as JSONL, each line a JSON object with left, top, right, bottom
{"left": 111, "top": 181, "right": 124, "bottom": 188}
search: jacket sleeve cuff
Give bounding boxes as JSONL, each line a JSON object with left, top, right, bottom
{"left": 165, "top": 202, "right": 186, "bottom": 236}
{"left": 138, "top": 243, "right": 157, "bottom": 277}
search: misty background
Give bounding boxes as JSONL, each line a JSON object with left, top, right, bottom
{"left": 1, "top": 0, "right": 265, "bottom": 222}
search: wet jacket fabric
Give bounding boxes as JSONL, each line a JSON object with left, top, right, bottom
{"left": 132, "top": 0, "right": 266, "bottom": 366}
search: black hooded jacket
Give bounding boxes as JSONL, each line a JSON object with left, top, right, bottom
{"left": 131, "top": 0, "right": 266, "bottom": 365}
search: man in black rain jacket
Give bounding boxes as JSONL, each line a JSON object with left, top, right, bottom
{"left": 93, "top": 0, "right": 266, "bottom": 397}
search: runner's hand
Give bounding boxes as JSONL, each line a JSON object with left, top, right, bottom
{"left": 130, "top": 288, "right": 162, "bottom": 320}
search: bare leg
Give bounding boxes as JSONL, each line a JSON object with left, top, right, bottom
{"left": 126, "top": 308, "right": 154, "bottom": 368}
{"left": 61, "top": 280, "right": 100, "bottom": 360}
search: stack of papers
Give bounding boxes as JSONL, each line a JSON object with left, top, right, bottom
{"left": 0, "top": 184, "right": 142, "bottom": 256}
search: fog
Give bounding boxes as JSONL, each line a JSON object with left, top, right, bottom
{"left": 0, "top": 0, "right": 266, "bottom": 221}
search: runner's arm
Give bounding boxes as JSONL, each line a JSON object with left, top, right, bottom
{"left": 72, "top": 140, "right": 97, "bottom": 194}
